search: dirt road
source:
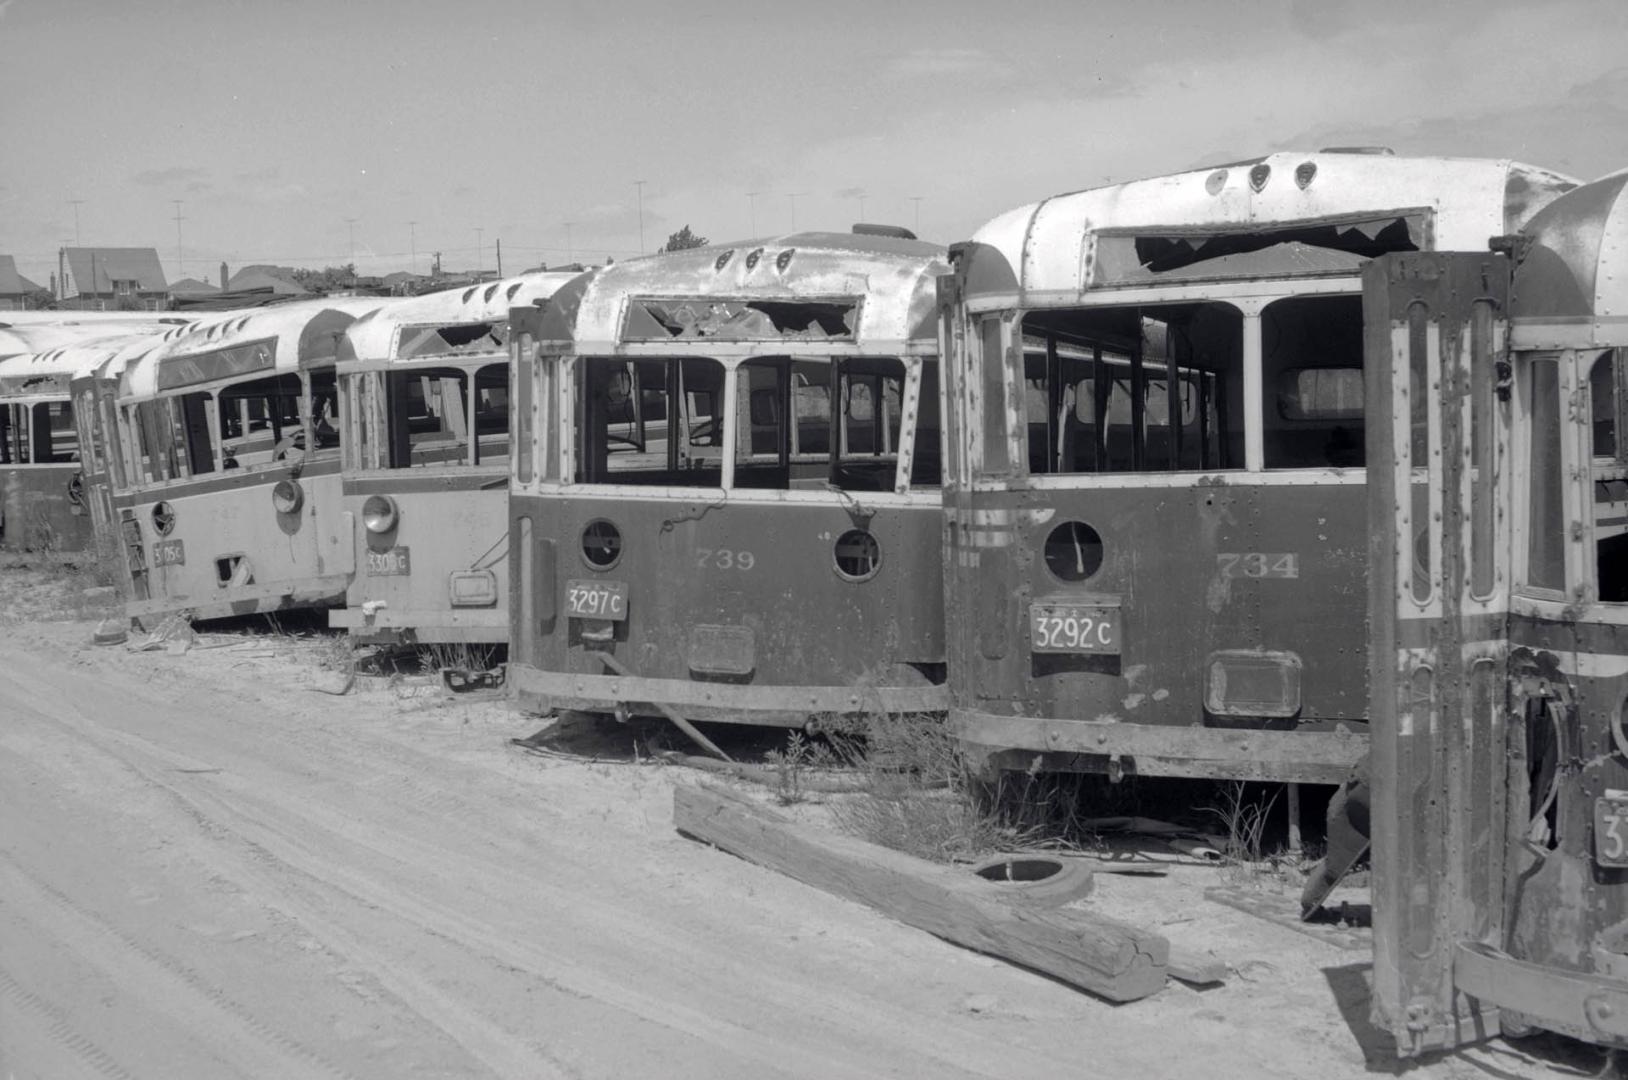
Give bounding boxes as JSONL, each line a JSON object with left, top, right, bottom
{"left": 0, "top": 606, "right": 1609, "bottom": 1078}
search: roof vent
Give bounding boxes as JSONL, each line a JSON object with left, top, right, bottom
{"left": 852, "top": 223, "right": 917, "bottom": 240}
{"left": 1318, "top": 146, "right": 1395, "bottom": 156}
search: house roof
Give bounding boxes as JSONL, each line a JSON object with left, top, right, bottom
{"left": 167, "top": 277, "right": 220, "bottom": 295}
{"left": 0, "top": 255, "right": 28, "bottom": 295}
{"left": 225, "top": 267, "right": 309, "bottom": 295}
{"left": 64, "top": 247, "right": 168, "bottom": 295}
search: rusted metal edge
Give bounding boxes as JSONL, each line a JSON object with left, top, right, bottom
{"left": 1455, "top": 941, "right": 1628, "bottom": 1046}
{"left": 509, "top": 663, "right": 949, "bottom": 718}
{"left": 127, "top": 575, "right": 348, "bottom": 622}
{"left": 953, "top": 711, "right": 1367, "bottom": 785}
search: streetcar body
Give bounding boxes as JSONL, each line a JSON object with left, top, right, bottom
{"left": 510, "top": 231, "right": 949, "bottom": 725}
{"left": 329, "top": 273, "right": 579, "bottom": 644}
{"left": 941, "top": 151, "right": 1576, "bottom": 782}
{"left": 1366, "top": 171, "right": 1628, "bottom": 1054}
{"left": 108, "top": 298, "right": 387, "bottom": 624}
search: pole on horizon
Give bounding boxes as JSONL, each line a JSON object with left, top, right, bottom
{"left": 633, "top": 180, "right": 647, "bottom": 254}
{"left": 171, "top": 200, "right": 185, "bottom": 279}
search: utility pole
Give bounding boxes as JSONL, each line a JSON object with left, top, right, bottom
{"left": 787, "top": 192, "right": 806, "bottom": 232}
{"left": 407, "top": 220, "right": 418, "bottom": 273}
{"left": 746, "top": 192, "right": 760, "bottom": 236}
{"left": 633, "top": 180, "right": 646, "bottom": 254}
{"left": 564, "top": 221, "right": 575, "bottom": 264}
{"left": 344, "top": 218, "right": 358, "bottom": 268}
{"left": 495, "top": 238, "right": 503, "bottom": 278}
{"left": 68, "top": 200, "right": 84, "bottom": 246}
{"left": 472, "top": 227, "right": 483, "bottom": 275}
{"left": 910, "top": 196, "right": 924, "bottom": 234}
{"left": 171, "top": 200, "right": 185, "bottom": 278}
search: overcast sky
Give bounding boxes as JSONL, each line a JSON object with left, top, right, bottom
{"left": 2, "top": 0, "right": 1625, "bottom": 285}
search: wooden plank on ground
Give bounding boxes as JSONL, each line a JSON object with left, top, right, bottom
{"left": 1204, "top": 885, "right": 1370, "bottom": 951}
{"left": 674, "top": 783, "right": 1169, "bottom": 1002}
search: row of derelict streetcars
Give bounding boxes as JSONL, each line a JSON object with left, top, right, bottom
{"left": 8, "top": 149, "right": 1628, "bottom": 1054}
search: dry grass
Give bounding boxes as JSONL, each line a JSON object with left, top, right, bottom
{"left": 827, "top": 714, "right": 1008, "bottom": 863}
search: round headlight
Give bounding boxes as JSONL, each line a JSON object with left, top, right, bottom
{"left": 581, "top": 519, "right": 621, "bottom": 568}
{"left": 363, "top": 494, "right": 398, "bottom": 534}
{"left": 1042, "top": 521, "right": 1103, "bottom": 582}
{"left": 271, "top": 479, "right": 304, "bottom": 515}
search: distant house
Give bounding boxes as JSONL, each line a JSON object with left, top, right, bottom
{"left": 0, "top": 256, "right": 43, "bottom": 310}
{"left": 225, "top": 266, "right": 309, "bottom": 296}
{"left": 167, "top": 277, "right": 220, "bottom": 299}
{"left": 61, "top": 247, "right": 169, "bottom": 310}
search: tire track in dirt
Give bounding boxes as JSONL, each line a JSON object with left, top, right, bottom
{"left": 38, "top": 679, "right": 1075, "bottom": 1080}
{"left": 0, "top": 698, "right": 579, "bottom": 1080}
{"left": 0, "top": 963, "right": 139, "bottom": 1080}
{"left": 0, "top": 647, "right": 1084, "bottom": 1079}
{"left": 0, "top": 853, "right": 358, "bottom": 1080}
{"left": 23, "top": 710, "right": 913, "bottom": 1080}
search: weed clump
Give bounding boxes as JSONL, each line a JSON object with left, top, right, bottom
{"left": 828, "top": 714, "right": 1006, "bottom": 863}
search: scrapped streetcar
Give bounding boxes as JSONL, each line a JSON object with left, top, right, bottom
{"left": 329, "top": 272, "right": 580, "bottom": 645}
{"left": 104, "top": 297, "right": 388, "bottom": 625}
{"left": 938, "top": 150, "right": 1578, "bottom": 785}
{"left": 0, "top": 322, "right": 180, "bottom": 551}
{"left": 509, "top": 229, "right": 950, "bottom": 728}
{"left": 1359, "top": 170, "right": 1628, "bottom": 1055}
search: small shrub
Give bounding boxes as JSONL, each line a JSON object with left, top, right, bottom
{"left": 1205, "top": 781, "right": 1283, "bottom": 884}
{"left": 763, "top": 730, "right": 835, "bottom": 806}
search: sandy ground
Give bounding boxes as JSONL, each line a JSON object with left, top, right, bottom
{"left": 0, "top": 565, "right": 1617, "bottom": 1078}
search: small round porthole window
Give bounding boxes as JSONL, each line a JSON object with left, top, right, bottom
{"left": 581, "top": 520, "right": 622, "bottom": 570}
{"left": 1043, "top": 521, "right": 1103, "bottom": 582}
{"left": 152, "top": 500, "right": 177, "bottom": 537}
{"left": 834, "top": 529, "right": 881, "bottom": 582}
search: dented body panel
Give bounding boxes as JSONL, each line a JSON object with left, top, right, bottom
{"left": 328, "top": 273, "right": 579, "bottom": 644}
{"left": 944, "top": 151, "right": 1577, "bottom": 782}
{"left": 510, "top": 233, "right": 951, "bottom": 726}
{"left": 108, "top": 299, "right": 387, "bottom": 624}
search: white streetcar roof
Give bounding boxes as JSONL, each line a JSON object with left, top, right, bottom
{"left": 341, "top": 271, "right": 583, "bottom": 367}
{"left": 966, "top": 151, "right": 1578, "bottom": 300}
{"left": 119, "top": 296, "right": 387, "bottom": 402}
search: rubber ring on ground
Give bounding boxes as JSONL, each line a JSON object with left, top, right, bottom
{"left": 969, "top": 854, "right": 1095, "bottom": 906}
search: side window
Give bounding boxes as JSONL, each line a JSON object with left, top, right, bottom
{"left": 306, "top": 369, "right": 340, "bottom": 460}
{"left": 1262, "top": 295, "right": 1365, "bottom": 469}
{"left": 1590, "top": 350, "right": 1628, "bottom": 601}
{"left": 179, "top": 391, "right": 215, "bottom": 476}
{"left": 131, "top": 399, "right": 187, "bottom": 483}
{"left": 217, "top": 372, "right": 303, "bottom": 471}
{"left": 386, "top": 366, "right": 470, "bottom": 468}
{"left": 1591, "top": 349, "right": 1618, "bottom": 460}
{"left": 473, "top": 362, "right": 510, "bottom": 466}
{"left": 1527, "top": 357, "right": 1566, "bottom": 591}
{"left": 1022, "top": 303, "right": 1239, "bottom": 474}
{"left": 910, "top": 360, "right": 942, "bottom": 488}
{"left": 576, "top": 357, "right": 725, "bottom": 486}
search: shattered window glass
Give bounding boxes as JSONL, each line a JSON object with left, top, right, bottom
{"left": 621, "top": 299, "right": 859, "bottom": 342}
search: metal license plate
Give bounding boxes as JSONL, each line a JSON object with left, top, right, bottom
{"left": 565, "top": 579, "right": 628, "bottom": 621}
{"left": 152, "top": 538, "right": 185, "bottom": 567}
{"left": 366, "top": 547, "right": 411, "bottom": 576}
{"left": 1030, "top": 602, "right": 1120, "bottom": 654}
{"left": 1595, "top": 797, "right": 1628, "bottom": 867}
